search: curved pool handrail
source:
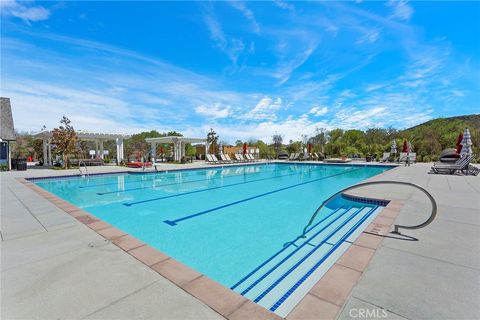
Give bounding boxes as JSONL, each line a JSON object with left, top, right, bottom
{"left": 300, "top": 180, "right": 437, "bottom": 239}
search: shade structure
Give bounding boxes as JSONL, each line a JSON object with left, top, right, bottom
{"left": 402, "top": 140, "right": 408, "bottom": 153}
{"left": 460, "top": 128, "right": 473, "bottom": 157}
{"left": 456, "top": 133, "right": 463, "bottom": 154}
{"left": 390, "top": 140, "right": 397, "bottom": 154}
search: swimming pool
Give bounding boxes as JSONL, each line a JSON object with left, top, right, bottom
{"left": 32, "top": 163, "right": 393, "bottom": 316}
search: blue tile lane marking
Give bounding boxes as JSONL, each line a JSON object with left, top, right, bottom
{"left": 239, "top": 207, "right": 359, "bottom": 296}
{"left": 97, "top": 166, "right": 284, "bottom": 195}
{"left": 269, "top": 206, "right": 378, "bottom": 311}
{"left": 162, "top": 168, "right": 364, "bottom": 226}
{"left": 125, "top": 166, "right": 362, "bottom": 208}
{"left": 230, "top": 206, "right": 347, "bottom": 290}
{"left": 253, "top": 206, "right": 374, "bottom": 304}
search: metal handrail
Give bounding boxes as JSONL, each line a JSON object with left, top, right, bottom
{"left": 296, "top": 181, "right": 437, "bottom": 240}
{"left": 78, "top": 160, "right": 89, "bottom": 177}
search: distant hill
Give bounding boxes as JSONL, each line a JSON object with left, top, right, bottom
{"left": 400, "top": 114, "right": 479, "bottom": 162}
{"left": 403, "top": 114, "right": 480, "bottom": 132}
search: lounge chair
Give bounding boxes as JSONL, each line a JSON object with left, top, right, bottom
{"left": 430, "top": 154, "right": 474, "bottom": 175}
{"left": 288, "top": 153, "right": 299, "bottom": 161}
{"left": 206, "top": 154, "right": 219, "bottom": 164}
{"left": 234, "top": 154, "right": 247, "bottom": 162}
{"left": 380, "top": 152, "right": 390, "bottom": 163}
{"left": 225, "top": 154, "right": 235, "bottom": 163}
{"left": 299, "top": 153, "right": 309, "bottom": 161}
{"left": 244, "top": 154, "right": 253, "bottom": 162}
{"left": 398, "top": 152, "right": 408, "bottom": 163}
{"left": 220, "top": 154, "right": 233, "bottom": 163}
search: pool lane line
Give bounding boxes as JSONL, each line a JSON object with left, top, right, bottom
{"left": 78, "top": 163, "right": 278, "bottom": 189}
{"left": 254, "top": 205, "right": 375, "bottom": 304}
{"left": 96, "top": 165, "right": 285, "bottom": 195}
{"left": 123, "top": 165, "right": 336, "bottom": 207}
{"left": 230, "top": 206, "right": 347, "bottom": 290}
{"left": 269, "top": 206, "right": 378, "bottom": 311}
{"left": 239, "top": 206, "right": 360, "bottom": 296}
{"left": 162, "top": 167, "right": 363, "bottom": 226}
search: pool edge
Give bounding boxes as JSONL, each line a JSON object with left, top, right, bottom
{"left": 18, "top": 176, "right": 405, "bottom": 320}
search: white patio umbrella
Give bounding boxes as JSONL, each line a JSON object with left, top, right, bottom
{"left": 390, "top": 140, "right": 397, "bottom": 154}
{"left": 460, "top": 128, "right": 473, "bottom": 157}
{"left": 408, "top": 141, "right": 413, "bottom": 153}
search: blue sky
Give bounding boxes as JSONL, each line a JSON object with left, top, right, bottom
{"left": 1, "top": 1, "right": 479, "bottom": 142}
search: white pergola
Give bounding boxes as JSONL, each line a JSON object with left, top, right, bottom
{"left": 145, "top": 136, "right": 206, "bottom": 162}
{"left": 33, "top": 131, "right": 131, "bottom": 166}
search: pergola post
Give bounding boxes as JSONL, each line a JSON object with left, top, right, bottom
{"left": 151, "top": 142, "right": 157, "bottom": 161}
{"left": 116, "top": 138, "right": 124, "bottom": 164}
{"left": 99, "top": 140, "right": 104, "bottom": 159}
{"left": 95, "top": 140, "right": 100, "bottom": 159}
{"left": 47, "top": 139, "right": 52, "bottom": 165}
{"left": 42, "top": 138, "right": 48, "bottom": 166}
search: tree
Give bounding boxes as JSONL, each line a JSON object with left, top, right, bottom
{"left": 206, "top": 128, "right": 218, "bottom": 154}
{"left": 272, "top": 134, "right": 283, "bottom": 155}
{"left": 309, "top": 128, "right": 328, "bottom": 153}
{"left": 51, "top": 116, "right": 77, "bottom": 169}
{"left": 235, "top": 140, "right": 243, "bottom": 146}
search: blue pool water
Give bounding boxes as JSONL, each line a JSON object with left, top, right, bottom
{"left": 33, "top": 163, "right": 392, "bottom": 315}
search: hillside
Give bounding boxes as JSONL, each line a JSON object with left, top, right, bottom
{"left": 400, "top": 114, "right": 479, "bottom": 161}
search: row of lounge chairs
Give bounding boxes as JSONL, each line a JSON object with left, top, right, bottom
{"left": 380, "top": 152, "right": 417, "bottom": 164}
{"left": 287, "top": 153, "right": 323, "bottom": 161}
{"left": 205, "top": 153, "right": 259, "bottom": 164}
{"left": 430, "top": 154, "right": 479, "bottom": 175}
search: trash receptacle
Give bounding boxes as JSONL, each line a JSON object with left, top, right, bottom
{"left": 16, "top": 158, "right": 27, "bottom": 171}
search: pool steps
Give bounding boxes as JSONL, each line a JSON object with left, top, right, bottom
{"left": 231, "top": 205, "right": 381, "bottom": 317}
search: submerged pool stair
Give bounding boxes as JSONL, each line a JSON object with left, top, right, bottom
{"left": 231, "top": 205, "right": 381, "bottom": 317}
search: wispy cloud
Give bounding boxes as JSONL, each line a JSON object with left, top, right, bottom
{"left": 227, "top": 1, "right": 260, "bottom": 33}
{"left": 309, "top": 106, "right": 328, "bottom": 117}
{"left": 240, "top": 97, "right": 283, "bottom": 121}
{"left": 1, "top": 0, "right": 50, "bottom": 23}
{"left": 195, "top": 104, "right": 232, "bottom": 119}
{"left": 387, "top": 0, "right": 414, "bottom": 21}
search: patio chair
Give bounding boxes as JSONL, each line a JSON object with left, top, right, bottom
{"left": 220, "top": 154, "right": 233, "bottom": 163}
{"left": 234, "top": 154, "right": 248, "bottom": 162}
{"left": 225, "top": 154, "right": 236, "bottom": 163}
{"left": 430, "top": 154, "right": 474, "bottom": 175}
{"left": 380, "top": 152, "right": 390, "bottom": 163}
{"left": 206, "top": 154, "right": 218, "bottom": 164}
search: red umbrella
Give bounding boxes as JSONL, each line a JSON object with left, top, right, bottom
{"left": 160, "top": 146, "right": 164, "bottom": 154}
{"left": 402, "top": 140, "right": 408, "bottom": 153}
{"left": 243, "top": 143, "right": 247, "bottom": 155}
{"left": 308, "top": 143, "right": 312, "bottom": 153}
{"left": 456, "top": 133, "right": 463, "bottom": 154}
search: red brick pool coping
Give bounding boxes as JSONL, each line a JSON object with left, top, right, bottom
{"left": 19, "top": 177, "right": 404, "bottom": 320}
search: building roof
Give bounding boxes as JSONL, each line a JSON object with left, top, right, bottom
{"left": 0, "top": 97, "right": 16, "bottom": 141}
{"left": 33, "top": 130, "right": 131, "bottom": 140}
{"left": 145, "top": 136, "right": 206, "bottom": 144}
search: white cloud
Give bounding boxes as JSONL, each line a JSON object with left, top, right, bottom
{"left": 273, "top": 0, "right": 295, "bottom": 11}
{"left": 204, "top": 8, "right": 246, "bottom": 64}
{"left": 387, "top": 0, "right": 414, "bottom": 21}
{"left": 309, "top": 106, "right": 328, "bottom": 116}
{"left": 1, "top": 0, "right": 50, "bottom": 23}
{"left": 355, "top": 28, "right": 380, "bottom": 45}
{"left": 195, "top": 104, "right": 232, "bottom": 119}
{"left": 227, "top": 1, "right": 260, "bottom": 33}
{"left": 240, "top": 97, "right": 283, "bottom": 121}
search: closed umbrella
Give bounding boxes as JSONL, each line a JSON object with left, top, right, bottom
{"left": 408, "top": 141, "right": 413, "bottom": 153}
{"left": 402, "top": 140, "right": 408, "bottom": 153}
{"left": 460, "top": 128, "right": 473, "bottom": 157}
{"left": 243, "top": 143, "right": 247, "bottom": 155}
{"left": 390, "top": 140, "right": 397, "bottom": 154}
{"left": 456, "top": 133, "right": 463, "bottom": 154}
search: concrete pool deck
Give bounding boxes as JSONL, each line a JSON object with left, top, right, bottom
{"left": 1, "top": 162, "right": 479, "bottom": 319}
